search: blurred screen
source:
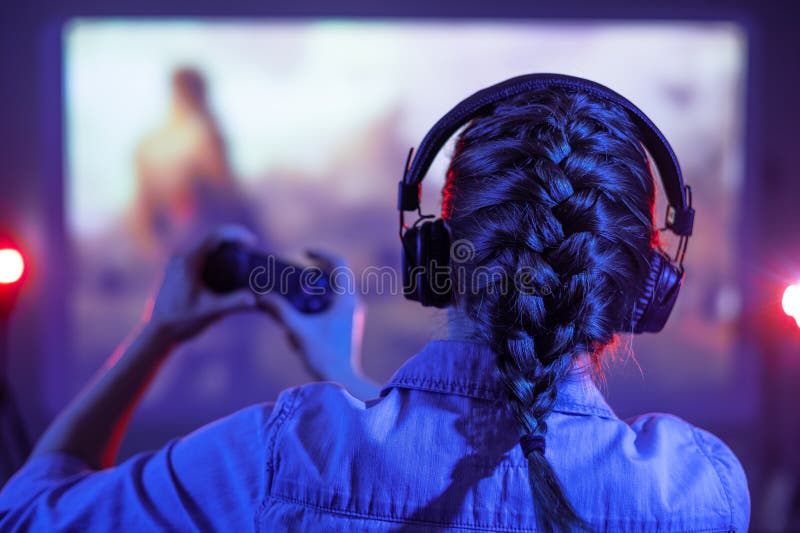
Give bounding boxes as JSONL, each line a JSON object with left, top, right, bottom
{"left": 61, "top": 19, "right": 748, "bottom": 448}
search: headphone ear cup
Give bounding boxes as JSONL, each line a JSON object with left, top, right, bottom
{"left": 401, "top": 219, "right": 452, "bottom": 307}
{"left": 632, "top": 249, "right": 684, "bottom": 334}
{"left": 417, "top": 221, "right": 432, "bottom": 304}
{"left": 402, "top": 225, "right": 422, "bottom": 304}
{"left": 425, "top": 219, "right": 452, "bottom": 307}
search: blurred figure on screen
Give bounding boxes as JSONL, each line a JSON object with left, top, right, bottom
{"left": 132, "top": 67, "right": 258, "bottom": 257}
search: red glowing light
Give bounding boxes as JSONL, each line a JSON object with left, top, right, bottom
{"left": 0, "top": 248, "right": 24, "bottom": 284}
{"left": 783, "top": 283, "right": 800, "bottom": 327}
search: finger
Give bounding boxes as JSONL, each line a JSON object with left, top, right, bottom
{"left": 202, "top": 290, "right": 257, "bottom": 319}
{"left": 304, "top": 249, "right": 348, "bottom": 271}
{"left": 303, "top": 249, "right": 359, "bottom": 311}
{"left": 186, "top": 224, "right": 258, "bottom": 269}
{"left": 286, "top": 331, "right": 302, "bottom": 353}
{"left": 256, "top": 293, "right": 303, "bottom": 329}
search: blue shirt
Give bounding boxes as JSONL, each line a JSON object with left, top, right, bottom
{"left": 0, "top": 340, "right": 749, "bottom": 531}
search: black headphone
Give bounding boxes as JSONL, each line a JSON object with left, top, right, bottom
{"left": 398, "top": 73, "right": 694, "bottom": 334}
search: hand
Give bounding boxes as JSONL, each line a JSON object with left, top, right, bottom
{"left": 143, "top": 225, "right": 258, "bottom": 344}
{"left": 257, "top": 250, "right": 371, "bottom": 389}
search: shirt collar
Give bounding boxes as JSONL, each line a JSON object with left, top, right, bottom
{"left": 380, "top": 340, "right": 616, "bottom": 419}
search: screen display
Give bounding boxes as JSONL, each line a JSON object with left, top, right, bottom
{"left": 62, "top": 19, "right": 748, "bottom": 452}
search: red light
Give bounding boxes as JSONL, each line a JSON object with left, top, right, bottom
{"left": 0, "top": 248, "right": 24, "bottom": 284}
{"left": 783, "top": 283, "right": 800, "bottom": 328}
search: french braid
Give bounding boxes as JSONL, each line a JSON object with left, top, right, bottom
{"left": 443, "top": 89, "right": 656, "bottom": 532}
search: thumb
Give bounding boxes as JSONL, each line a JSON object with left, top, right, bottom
{"left": 204, "top": 290, "right": 257, "bottom": 319}
{"left": 257, "top": 293, "right": 303, "bottom": 328}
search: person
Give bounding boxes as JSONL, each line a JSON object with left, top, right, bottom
{"left": 0, "top": 84, "right": 749, "bottom": 531}
{"left": 131, "top": 67, "right": 258, "bottom": 258}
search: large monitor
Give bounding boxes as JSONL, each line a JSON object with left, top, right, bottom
{"left": 60, "top": 19, "right": 749, "bottom": 454}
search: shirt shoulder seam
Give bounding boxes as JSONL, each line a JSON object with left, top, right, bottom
{"left": 257, "top": 387, "right": 303, "bottom": 533}
{"left": 691, "top": 426, "right": 735, "bottom": 530}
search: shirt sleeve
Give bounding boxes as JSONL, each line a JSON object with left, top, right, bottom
{"left": 692, "top": 426, "right": 751, "bottom": 532}
{"left": 0, "top": 394, "right": 296, "bottom": 532}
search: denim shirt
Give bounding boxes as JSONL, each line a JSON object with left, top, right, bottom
{"left": 0, "top": 340, "right": 749, "bottom": 532}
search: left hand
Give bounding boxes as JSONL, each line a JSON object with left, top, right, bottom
{"left": 256, "top": 250, "right": 366, "bottom": 384}
{"left": 143, "top": 225, "right": 259, "bottom": 344}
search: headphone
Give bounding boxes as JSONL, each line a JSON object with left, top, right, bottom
{"left": 398, "top": 73, "right": 694, "bottom": 334}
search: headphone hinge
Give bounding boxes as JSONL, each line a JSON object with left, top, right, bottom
{"left": 665, "top": 205, "right": 695, "bottom": 237}
{"left": 398, "top": 181, "right": 421, "bottom": 211}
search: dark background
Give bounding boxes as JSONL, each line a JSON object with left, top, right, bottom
{"left": 1, "top": 0, "right": 799, "bottom": 529}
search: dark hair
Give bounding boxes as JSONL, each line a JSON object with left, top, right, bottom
{"left": 442, "top": 88, "right": 656, "bottom": 531}
{"left": 172, "top": 67, "right": 208, "bottom": 110}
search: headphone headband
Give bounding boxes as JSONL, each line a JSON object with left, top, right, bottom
{"left": 398, "top": 73, "right": 694, "bottom": 237}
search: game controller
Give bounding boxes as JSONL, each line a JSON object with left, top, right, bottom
{"left": 201, "top": 242, "right": 333, "bottom": 314}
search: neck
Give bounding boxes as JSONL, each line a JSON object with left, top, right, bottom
{"left": 444, "top": 305, "right": 596, "bottom": 378}
{"left": 445, "top": 306, "right": 479, "bottom": 342}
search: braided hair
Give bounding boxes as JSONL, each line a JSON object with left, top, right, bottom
{"left": 442, "top": 88, "right": 656, "bottom": 531}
